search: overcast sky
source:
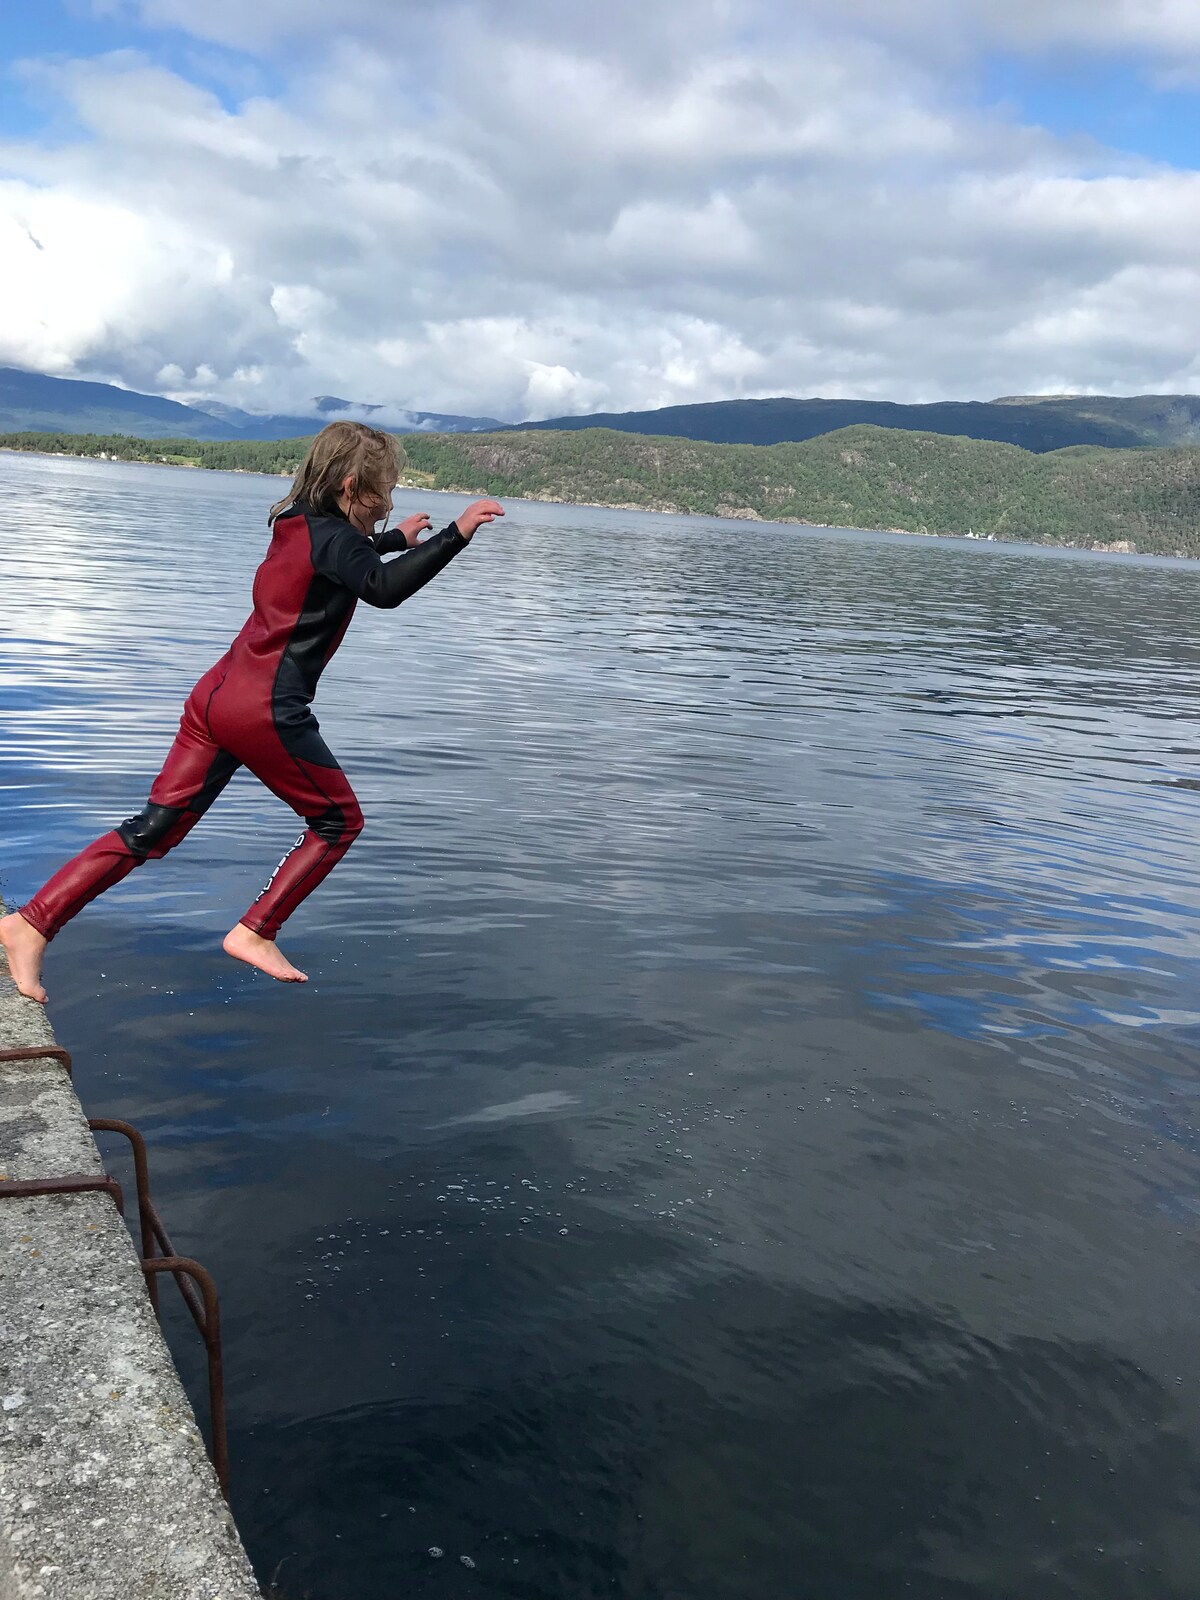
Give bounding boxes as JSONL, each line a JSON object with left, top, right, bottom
{"left": 2, "top": 0, "right": 1199, "bottom": 421}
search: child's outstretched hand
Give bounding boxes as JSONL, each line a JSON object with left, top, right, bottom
{"left": 455, "top": 499, "right": 505, "bottom": 541}
{"left": 397, "top": 513, "right": 433, "bottom": 547}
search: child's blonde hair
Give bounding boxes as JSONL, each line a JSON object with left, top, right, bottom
{"left": 269, "top": 421, "right": 405, "bottom": 524}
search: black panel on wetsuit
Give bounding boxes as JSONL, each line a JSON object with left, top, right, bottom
{"left": 308, "top": 510, "right": 466, "bottom": 610}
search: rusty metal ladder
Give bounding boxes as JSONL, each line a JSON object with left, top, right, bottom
{"left": 0, "top": 1045, "right": 230, "bottom": 1497}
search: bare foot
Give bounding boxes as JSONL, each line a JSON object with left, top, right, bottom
{"left": 0, "top": 911, "right": 49, "bottom": 1003}
{"left": 222, "top": 923, "right": 308, "bottom": 983}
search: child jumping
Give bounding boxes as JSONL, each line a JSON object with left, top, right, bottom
{"left": 0, "top": 421, "right": 503, "bottom": 1001}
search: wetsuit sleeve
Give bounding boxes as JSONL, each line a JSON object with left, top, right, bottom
{"left": 312, "top": 521, "right": 467, "bottom": 609}
{"left": 371, "top": 526, "right": 414, "bottom": 556}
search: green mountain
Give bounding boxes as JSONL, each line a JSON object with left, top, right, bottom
{"left": 512, "top": 393, "right": 1200, "bottom": 452}
{"left": 401, "top": 425, "right": 1200, "bottom": 554}
{"left": 992, "top": 393, "right": 1200, "bottom": 447}
{"left": 6, "top": 424, "right": 1199, "bottom": 557}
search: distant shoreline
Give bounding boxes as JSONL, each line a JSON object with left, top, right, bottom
{"left": 0, "top": 444, "right": 292, "bottom": 478}
{"left": 0, "top": 440, "right": 1181, "bottom": 562}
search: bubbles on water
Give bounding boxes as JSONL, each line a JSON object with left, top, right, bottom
{"left": 291, "top": 1080, "right": 770, "bottom": 1304}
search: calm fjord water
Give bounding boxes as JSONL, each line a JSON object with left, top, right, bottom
{"left": 5, "top": 452, "right": 1200, "bottom": 1599}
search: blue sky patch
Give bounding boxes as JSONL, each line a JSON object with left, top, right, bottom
{"left": 0, "top": 1, "right": 282, "bottom": 138}
{"left": 983, "top": 52, "right": 1200, "bottom": 169}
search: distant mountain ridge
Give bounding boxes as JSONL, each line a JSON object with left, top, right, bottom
{"left": 4, "top": 364, "right": 1200, "bottom": 454}
{"left": 0, "top": 367, "right": 500, "bottom": 442}
{"left": 511, "top": 394, "right": 1200, "bottom": 452}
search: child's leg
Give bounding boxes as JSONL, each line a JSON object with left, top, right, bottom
{"left": 236, "top": 738, "right": 364, "bottom": 942}
{"left": 216, "top": 715, "right": 362, "bottom": 984}
{"left": 17, "top": 707, "right": 239, "bottom": 944}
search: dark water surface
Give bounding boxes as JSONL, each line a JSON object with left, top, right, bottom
{"left": 5, "top": 452, "right": 1200, "bottom": 1599}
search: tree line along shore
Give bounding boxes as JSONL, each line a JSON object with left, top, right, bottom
{"left": 3, "top": 423, "right": 1199, "bottom": 558}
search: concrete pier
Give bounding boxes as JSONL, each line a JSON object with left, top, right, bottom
{"left": 0, "top": 910, "right": 263, "bottom": 1600}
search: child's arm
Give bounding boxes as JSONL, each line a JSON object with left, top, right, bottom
{"left": 315, "top": 500, "right": 504, "bottom": 610}
{"left": 372, "top": 514, "right": 432, "bottom": 556}
{"left": 376, "top": 501, "right": 503, "bottom": 552}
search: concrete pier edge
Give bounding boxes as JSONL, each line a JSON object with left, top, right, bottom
{"left": 0, "top": 901, "right": 263, "bottom": 1600}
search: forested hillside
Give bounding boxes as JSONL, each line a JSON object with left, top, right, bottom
{"left": 5, "top": 425, "right": 1198, "bottom": 557}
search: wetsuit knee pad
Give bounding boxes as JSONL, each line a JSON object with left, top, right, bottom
{"left": 117, "top": 802, "right": 187, "bottom": 858}
{"left": 310, "top": 802, "right": 364, "bottom": 845}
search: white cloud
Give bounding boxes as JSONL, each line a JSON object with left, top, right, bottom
{"left": 1, "top": 2, "right": 1197, "bottom": 419}
{"left": 792, "top": 0, "right": 1200, "bottom": 63}
{"left": 98, "top": 0, "right": 1200, "bottom": 63}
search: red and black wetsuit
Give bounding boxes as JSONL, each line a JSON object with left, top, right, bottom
{"left": 22, "top": 502, "right": 467, "bottom": 942}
